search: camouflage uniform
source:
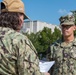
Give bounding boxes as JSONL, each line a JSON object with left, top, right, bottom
{"left": 0, "top": 27, "right": 43, "bottom": 75}
{"left": 47, "top": 38, "right": 76, "bottom": 75}
{"left": 46, "top": 15, "right": 76, "bottom": 75}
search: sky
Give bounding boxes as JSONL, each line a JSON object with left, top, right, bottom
{"left": 23, "top": 0, "right": 76, "bottom": 25}
{"left": 0, "top": 0, "right": 76, "bottom": 25}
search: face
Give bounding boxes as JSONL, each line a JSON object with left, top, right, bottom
{"left": 19, "top": 14, "right": 24, "bottom": 27}
{"left": 17, "top": 14, "right": 24, "bottom": 32}
{"left": 61, "top": 25, "right": 75, "bottom": 37}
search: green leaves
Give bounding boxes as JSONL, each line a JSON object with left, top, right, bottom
{"left": 71, "top": 10, "right": 76, "bottom": 25}
{"left": 23, "top": 27, "right": 61, "bottom": 59}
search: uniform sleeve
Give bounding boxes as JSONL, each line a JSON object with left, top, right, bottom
{"left": 15, "top": 38, "right": 44, "bottom": 75}
{"left": 14, "top": 39, "right": 29, "bottom": 75}
{"left": 25, "top": 39, "right": 44, "bottom": 75}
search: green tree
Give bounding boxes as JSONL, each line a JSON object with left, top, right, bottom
{"left": 71, "top": 10, "right": 76, "bottom": 36}
{"left": 71, "top": 10, "right": 76, "bottom": 25}
{"left": 38, "top": 27, "right": 52, "bottom": 52}
{"left": 52, "top": 27, "right": 61, "bottom": 43}
{"left": 22, "top": 27, "right": 61, "bottom": 59}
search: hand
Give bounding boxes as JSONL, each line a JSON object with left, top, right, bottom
{"left": 44, "top": 72, "right": 50, "bottom": 75}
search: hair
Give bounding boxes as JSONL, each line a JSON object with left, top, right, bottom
{"left": 0, "top": 12, "right": 24, "bottom": 30}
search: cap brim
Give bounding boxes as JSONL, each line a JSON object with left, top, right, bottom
{"left": 24, "top": 14, "right": 31, "bottom": 21}
{"left": 24, "top": 15, "right": 28, "bottom": 19}
{"left": 24, "top": 14, "right": 30, "bottom": 20}
{"left": 60, "top": 22, "right": 74, "bottom": 26}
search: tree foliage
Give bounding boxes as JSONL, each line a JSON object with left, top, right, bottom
{"left": 23, "top": 27, "right": 61, "bottom": 59}
{"left": 22, "top": 10, "right": 76, "bottom": 59}
{"left": 71, "top": 10, "right": 76, "bottom": 25}
{"left": 71, "top": 10, "right": 76, "bottom": 36}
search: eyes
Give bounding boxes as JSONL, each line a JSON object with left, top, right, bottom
{"left": 61, "top": 25, "right": 73, "bottom": 29}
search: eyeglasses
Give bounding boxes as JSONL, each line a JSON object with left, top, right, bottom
{"left": 61, "top": 25, "right": 73, "bottom": 29}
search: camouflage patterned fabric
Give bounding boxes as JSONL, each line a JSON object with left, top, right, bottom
{"left": 59, "top": 15, "right": 75, "bottom": 25}
{"left": 0, "top": 27, "right": 43, "bottom": 75}
{"left": 46, "top": 38, "right": 76, "bottom": 75}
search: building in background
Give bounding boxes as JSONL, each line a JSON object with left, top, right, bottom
{"left": 21, "top": 20, "right": 60, "bottom": 34}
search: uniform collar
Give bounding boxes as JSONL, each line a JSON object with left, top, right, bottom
{"left": 60, "top": 38, "right": 76, "bottom": 48}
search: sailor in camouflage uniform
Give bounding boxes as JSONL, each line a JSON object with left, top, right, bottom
{"left": 46, "top": 15, "right": 76, "bottom": 75}
{"left": 0, "top": 0, "right": 50, "bottom": 75}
